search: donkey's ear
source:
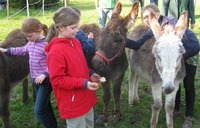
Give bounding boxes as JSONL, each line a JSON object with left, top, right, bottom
{"left": 123, "top": 1, "right": 139, "bottom": 29}
{"left": 111, "top": 1, "right": 122, "bottom": 18}
{"left": 149, "top": 11, "right": 162, "bottom": 40}
{"left": 175, "top": 11, "right": 188, "bottom": 38}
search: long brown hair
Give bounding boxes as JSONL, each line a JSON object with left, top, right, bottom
{"left": 21, "top": 17, "right": 48, "bottom": 36}
{"left": 46, "top": 7, "right": 80, "bottom": 43}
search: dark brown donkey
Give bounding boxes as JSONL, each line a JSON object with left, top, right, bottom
{"left": 80, "top": 2, "right": 139, "bottom": 125}
{"left": 0, "top": 29, "right": 29, "bottom": 128}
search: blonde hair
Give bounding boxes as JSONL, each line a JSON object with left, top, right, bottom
{"left": 21, "top": 17, "right": 48, "bottom": 36}
{"left": 69, "top": 6, "right": 81, "bottom": 16}
{"left": 46, "top": 7, "right": 80, "bottom": 42}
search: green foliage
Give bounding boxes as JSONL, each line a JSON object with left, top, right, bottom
{"left": 8, "top": 0, "right": 60, "bottom": 9}
{"left": 8, "top": 0, "right": 26, "bottom": 8}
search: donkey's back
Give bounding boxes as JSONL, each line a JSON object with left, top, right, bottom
{"left": 0, "top": 29, "right": 29, "bottom": 128}
{"left": 0, "top": 29, "right": 29, "bottom": 85}
{"left": 128, "top": 24, "right": 160, "bottom": 83}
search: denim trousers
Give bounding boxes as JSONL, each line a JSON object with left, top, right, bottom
{"left": 33, "top": 79, "right": 57, "bottom": 128}
{"left": 175, "top": 63, "right": 197, "bottom": 117}
{"left": 98, "top": 8, "right": 113, "bottom": 28}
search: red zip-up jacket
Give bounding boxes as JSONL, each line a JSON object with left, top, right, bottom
{"left": 45, "top": 37, "right": 97, "bottom": 118}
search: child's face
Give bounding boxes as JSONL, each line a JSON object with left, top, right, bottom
{"left": 24, "top": 32, "right": 41, "bottom": 42}
{"left": 58, "top": 22, "right": 79, "bottom": 38}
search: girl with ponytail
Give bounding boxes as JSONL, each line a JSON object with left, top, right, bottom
{"left": 0, "top": 17, "right": 57, "bottom": 128}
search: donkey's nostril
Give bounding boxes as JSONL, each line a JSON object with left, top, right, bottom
{"left": 96, "top": 60, "right": 104, "bottom": 70}
{"left": 99, "top": 61, "right": 103, "bottom": 65}
{"left": 162, "top": 81, "right": 175, "bottom": 94}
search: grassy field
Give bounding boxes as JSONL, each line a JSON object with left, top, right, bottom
{"left": 0, "top": 0, "right": 200, "bottom": 128}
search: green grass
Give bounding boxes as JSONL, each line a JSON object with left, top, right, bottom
{"left": 1, "top": 0, "right": 200, "bottom": 127}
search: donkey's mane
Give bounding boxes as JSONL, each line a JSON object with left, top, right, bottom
{"left": 128, "top": 23, "right": 149, "bottom": 40}
{"left": 107, "top": 16, "right": 124, "bottom": 34}
{"left": 0, "top": 29, "right": 27, "bottom": 48}
{"left": 79, "top": 23, "right": 101, "bottom": 49}
{"left": 79, "top": 23, "right": 101, "bottom": 37}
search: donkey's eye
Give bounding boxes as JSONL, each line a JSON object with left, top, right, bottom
{"left": 177, "top": 56, "right": 182, "bottom": 61}
{"left": 156, "top": 55, "right": 161, "bottom": 60}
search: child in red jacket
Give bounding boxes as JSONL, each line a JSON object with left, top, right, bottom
{"left": 45, "top": 7, "right": 100, "bottom": 128}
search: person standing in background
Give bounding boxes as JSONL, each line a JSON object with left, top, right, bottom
{"left": 162, "top": 0, "right": 195, "bottom": 29}
{"left": 150, "top": 0, "right": 158, "bottom": 5}
{"left": 95, "top": 0, "right": 118, "bottom": 28}
{"left": 130, "top": 0, "right": 158, "bottom": 7}
{"left": 130, "top": 0, "right": 144, "bottom": 9}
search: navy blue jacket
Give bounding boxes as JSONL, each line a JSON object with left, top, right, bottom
{"left": 75, "top": 30, "right": 95, "bottom": 68}
{"left": 126, "top": 15, "right": 200, "bottom": 60}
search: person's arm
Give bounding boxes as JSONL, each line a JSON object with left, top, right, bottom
{"left": 126, "top": 29, "right": 153, "bottom": 50}
{"left": 75, "top": 30, "right": 95, "bottom": 54}
{"left": 43, "top": 51, "right": 49, "bottom": 77}
{"left": 5, "top": 43, "right": 29, "bottom": 56}
{"left": 0, "top": 44, "right": 28, "bottom": 55}
{"left": 182, "top": 29, "right": 199, "bottom": 60}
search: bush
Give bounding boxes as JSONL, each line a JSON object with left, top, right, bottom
{"left": 9, "top": 0, "right": 60, "bottom": 9}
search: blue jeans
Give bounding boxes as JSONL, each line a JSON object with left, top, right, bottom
{"left": 33, "top": 78, "right": 57, "bottom": 128}
{"left": 150, "top": 0, "right": 158, "bottom": 5}
{"left": 130, "top": 0, "right": 144, "bottom": 8}
{"left": 98, "top": 8, "right": 113, "bottom": 28}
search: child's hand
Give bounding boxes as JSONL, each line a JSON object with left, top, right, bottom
{"left": 91, "top": 73, "right": 101, "bottom": 83}
{"left": 88, "top": 32, "right": 94, "bottom": 39}
{"left": 34, "top": 74, "right": 46, "bottom": 85}
{"left": 0, "top": 48, "right": 7, "bottom": 53}
{"left": 87, "top": 81, "right": 99, "bottom": 90}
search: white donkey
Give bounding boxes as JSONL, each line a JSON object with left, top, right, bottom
{"left": 128, "top": 11, "right": 188, "bottom": 128}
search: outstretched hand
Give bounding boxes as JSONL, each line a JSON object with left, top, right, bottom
{"left": 0, "top": 48, "right": 7, "bottom": 53}
{"left": 90, "top": 73, "right": 101, "bottom": 83}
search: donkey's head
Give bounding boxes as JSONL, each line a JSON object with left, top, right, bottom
{"left": 92, "top": 1, "right": 139, "bottom": 71}
{"left": 150, "top": 11, "right": 187, "bottom": 94}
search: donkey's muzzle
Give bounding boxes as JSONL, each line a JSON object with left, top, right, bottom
{"left": 162, "top": 81, "right": 175, "bottom": 94}
{"left": 92, "top": 55, "right": 105, "bottom": 72}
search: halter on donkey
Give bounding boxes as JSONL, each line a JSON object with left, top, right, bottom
{"left": 128, "top": 11, "right": 188, "bottom": 128}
